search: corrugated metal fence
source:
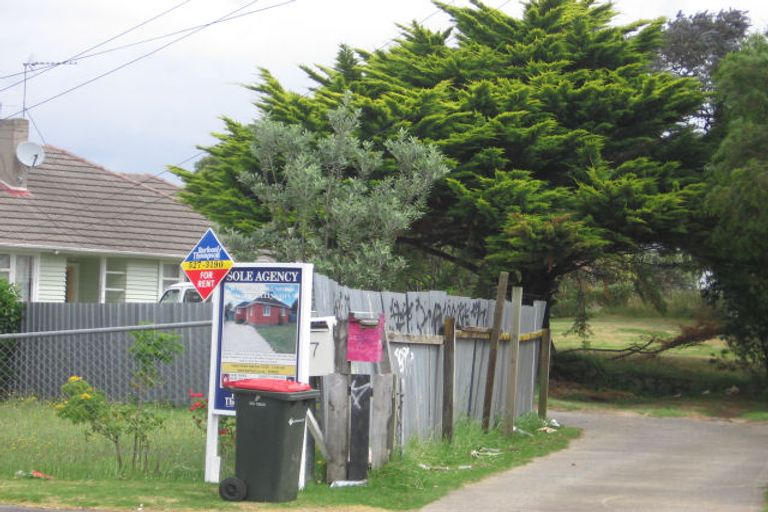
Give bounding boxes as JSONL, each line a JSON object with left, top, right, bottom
{"left": 1, "top": 274, "right": 546, "bottom": 442}
{"left": 312, "top": 274, "right": 547, "bottom": 441}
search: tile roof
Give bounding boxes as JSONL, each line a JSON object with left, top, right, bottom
{"left": 0, "top": 146, "right": 211, "bottom": 258}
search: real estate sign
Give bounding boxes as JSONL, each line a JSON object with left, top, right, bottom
{"left": 204, "top": 262, "right": 313, "bottom": 482}
{"left": 208, "top": 263, "right": 313, "bottom": 414}
{"left": 181, "top": 228, "right": 234, "bottom": 301}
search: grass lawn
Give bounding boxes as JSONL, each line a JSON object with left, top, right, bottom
{"left": 549, "top": 314, "right": 768, "bottom": 420}
{"left": 256, "top": 324, "right": 298, "bottom": 354}
{"left": 0, "top": 398, "right": 579, "bottom": 511}
{"left": 550, "top": 314, "right": 730, "bottom": 359}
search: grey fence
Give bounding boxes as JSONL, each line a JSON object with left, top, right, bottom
{"left": 1, "top": 274, "right": 546, "bottom": 443}
{"left": 1, "top": 303, "right": 213, "bottom": 403}
{"left": 312, "top": 275, "right": 547, "bottom": 442}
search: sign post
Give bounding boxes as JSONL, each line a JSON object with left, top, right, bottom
{"left": 204, "top": 262, "right": 314, "bottom": 483}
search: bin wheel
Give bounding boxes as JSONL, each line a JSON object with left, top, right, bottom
{"left": 219, "top": 477, "right": 247, "bottom": 501}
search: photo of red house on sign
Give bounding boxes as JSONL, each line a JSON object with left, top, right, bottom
{"left": 181, "top": 228, "right": 234, "bottom": 301}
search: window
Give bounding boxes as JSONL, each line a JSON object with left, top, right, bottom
{"left": 0, "top": 253, "right": 35, "bottom": 302}
{"left": 160, "top": 262, "right": 181, "bottom": 297}
{"left": 15, "top": 255, "right": 33, "bottom": 302}
{"left": 262, "top": 305, "right": 271, "bottom": 317}
{"left": 0, "top": 254, "right": 9, "bottom": 282}
{"left": 104, "top": 259, "right": 127, "bottom": 303}
{"left": 159, "top": 289, "right": 181, "bottom": 303}
{"left": 184, "top": 289, "right": 203, "bottom": 303}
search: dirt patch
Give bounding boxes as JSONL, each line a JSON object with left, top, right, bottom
{"left": 550, "top": 380, "right": 636, "bottom": 402}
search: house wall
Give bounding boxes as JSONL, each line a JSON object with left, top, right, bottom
{"left": 37, "top": 253, "right": 66, "bottom": 302}
{"left": 125, "top": 259, "right": 161, "bottom": 302}
{"left": 8, "top": 252, "right": 182, "bottom": 304}
{"left": 246, "top": 303, "right": 287, "bottom": 326}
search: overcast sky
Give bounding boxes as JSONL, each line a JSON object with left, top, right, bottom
{"left": 1, "top": 0, "right": 767, "bottom": 184}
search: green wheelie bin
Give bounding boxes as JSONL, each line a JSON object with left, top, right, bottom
{"left": 219, "top": 378, "right": 319, "bottom": 503}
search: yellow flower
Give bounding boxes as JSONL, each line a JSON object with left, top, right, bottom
{"left": 80, "top": 393, "right": 92, "bottom": 400}
{"left": 54, "top": 403, "right": 65, "bottom": 410}
{"left": 68, "top": 375, "right": 82, "bottom": 382}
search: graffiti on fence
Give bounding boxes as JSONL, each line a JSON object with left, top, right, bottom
{"left": 350, "top": 377, "right": 373, "bottom": 410}
{"left": 388, "top": 296, "right": 411, "bottom": 332}
{"left": 315, "top": 277, "right": 495, "bottom": 335}
{"left": 393, "top": 346, "right": 414, "bottom": 374}
{"left": 332, "top": 287, "right": 351, "bottom": 319}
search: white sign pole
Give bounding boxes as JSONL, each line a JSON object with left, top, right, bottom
{"left": 297, "top": 265, "right": 313, "bottom": 489}
{"left": 204, "top": 285, "right": 223, "bottom": 483}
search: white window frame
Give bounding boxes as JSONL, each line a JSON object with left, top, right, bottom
{"left": 158, "top": 262, "right": 183, "bottom": 299}
{"left": 0, "top": 252, "right": 39, "bottom": 302}
{"left": 262, "top": 304, "right": 271, "bottom": 317}
{"left": 100, "top": 257, "right": 127, "bottom": 303}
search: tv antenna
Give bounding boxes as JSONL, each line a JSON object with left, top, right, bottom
{"left": 22, "top": 59, "right": 77, "bottom": 118}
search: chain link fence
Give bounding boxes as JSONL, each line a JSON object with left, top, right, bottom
{"left": 1, "top": 303, "right": 212, "bottom": 404}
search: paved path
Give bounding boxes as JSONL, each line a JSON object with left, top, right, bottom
{"left": 422, "top": 410, "right": 768, "bottom": 512}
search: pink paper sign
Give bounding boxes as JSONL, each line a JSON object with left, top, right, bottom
{"left": 347, "top": 313, "right": 384, "bottom": 362}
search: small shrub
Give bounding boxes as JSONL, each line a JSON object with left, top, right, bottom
{"left": 55, "top": 329, "right": 183, "bottom": 473}
{"left": 0, "top": 278, "right": 23, "bottom": 395}
{"left": 56, "top": 375, "right": 129, "bottom": 469}
{"left": 187, "top": 389, "right": 235, "bottom": 464}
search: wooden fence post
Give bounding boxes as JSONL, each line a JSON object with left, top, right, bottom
{"left": 334, "top": 320, "right": 351, "bottom": 375}
{"left": 503, "top": 287, "right": 523, "bottom": 435}
{"left": 482, "top": 272, "right": 509, "bottom": 432}
{"left": 324, "top": 373, "right": 350, "bottom": 483}
{"left": 442, "top": 317, "right": 456, "bottom": 441}
{"left": 348, "top": 374, "right": 372, "bottom": 481}
{"left": 538, "top": 328, "right": 552, "bottom": 420}
{"left": 370, "top": 373, "right": 395, "bottom": 469}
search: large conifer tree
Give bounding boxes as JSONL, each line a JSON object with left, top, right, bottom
{"left": 175, "top": 0, "right": 706, "bottom": 304}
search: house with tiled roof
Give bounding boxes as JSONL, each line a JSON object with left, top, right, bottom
{"left": 236, "top": 294, "right": 292, "bottom": 326}
{"left": 0, "top": 118, "right": 211, "bottom": 303}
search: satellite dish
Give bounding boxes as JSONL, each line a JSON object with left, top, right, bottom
{"left": 16, "top": 141, "right": 46, "bottom": 167}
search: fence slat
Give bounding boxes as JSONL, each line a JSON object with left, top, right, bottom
{"left": 482, "top": 272, "right": 509, "bottom": 432}
{"left": 324, "top": 373, "right": 350, "bottom": 483}
{"left": 504, "top": 287, "right": 523, "bottom": 434}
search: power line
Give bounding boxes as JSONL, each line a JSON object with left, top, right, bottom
{"left": 62, "top": 6, "right": 294, "bottom": 65}
{"left": 0, "top": 0, "right": 193, "bottom": 93}
{"left": 0, "top": 3, "right": 280, "bottom": 83}
{"left": 3, "top": 0, "right": 294, "bottom": 120}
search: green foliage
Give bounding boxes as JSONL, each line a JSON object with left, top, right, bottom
{"left": 171, "top": 117, "right": 268, "bottom": 234}
{"left": 701, "top": 35, "right": 768, "bottom": 377}
{"left": 551, "top": 351, "right": 758, "bottom": 396}
{"left": 55, "top": 330, "right": 184, "bottom": 473}
{"left": 552, "top": 251, "right": 704, "bottom": 343}
{"left": 0, "top": 278, "right": 23, "bottom": 395}
{"left": 225, "top": 93, "right": 449, "bottom": 289}
{"left": 0, "top": 278, "right": 22, "bottom": 334}
{"left": 129, "top": 327, "right": 183, "bottom": 398}
{"left": 176, "top": 0, "right": 708, "bottom": 301}
{"left": 55, "top": 376, "right": 129, "bottom": 469}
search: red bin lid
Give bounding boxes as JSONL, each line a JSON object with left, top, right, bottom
{"left": 224, "top": 378, "right": 312, "bottom": 393}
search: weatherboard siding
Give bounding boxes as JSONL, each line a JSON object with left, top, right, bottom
{"left": 125, "top": 259, "right": 162, "bottom": 302}
{"left": 37, "top": 254, "right": 66, "bottom": 302}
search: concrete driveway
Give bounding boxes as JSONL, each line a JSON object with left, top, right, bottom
{"left": 422, "top": 410, "right": 768, "bottom": 511}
